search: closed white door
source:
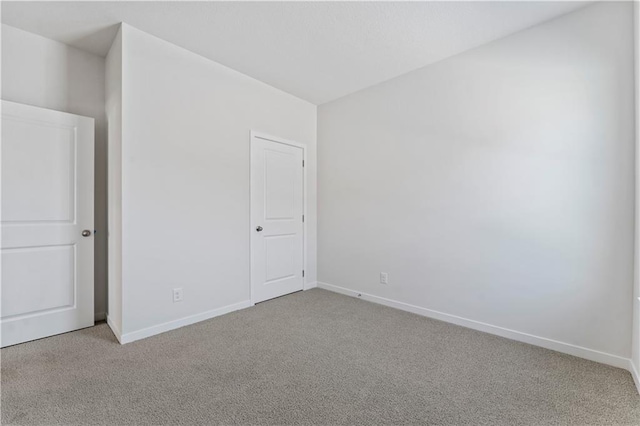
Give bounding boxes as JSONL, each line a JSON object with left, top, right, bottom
{"left": 251, "top": 133, "right": 304, "bottom": 304}
{"left": 1, "top": 101, "right": 94, "bottom": 347}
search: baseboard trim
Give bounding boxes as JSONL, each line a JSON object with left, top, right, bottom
{"left": 304, "top": 281, "right": 318, "bottom": 290}
{"left": 118, "top": 300, "right": 251, "bottom": 344}
{"left": 94, "top": 312, "right": 106, "bottom": 322}
{"left": 630, "top": 360, "right": 640, "bottom": 395}
{"left": 317, "top": 282, "right": 631, "bottom": 370}
{"left": 106, "top": 314, "right": 123, "bottom": 344}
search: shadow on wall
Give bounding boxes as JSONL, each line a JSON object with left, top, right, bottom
{"left": 60, "top": 23, "right": 121, "bottom": 320}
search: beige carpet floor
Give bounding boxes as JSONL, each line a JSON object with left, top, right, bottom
{"left": 1, "top": 288, "right": 639, "bottom": 425}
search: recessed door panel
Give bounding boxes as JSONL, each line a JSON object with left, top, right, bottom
{"left": 265, "top": 150, "right": 296, "bottom": 220}
{"left": 265, "top": 235, "right": 296, "bottom": 283}
{"left": 1, "top": 245, "right": 75, "bottom": 318}
{"left": 1, "top": 118, "right": 75, "bottom": 223}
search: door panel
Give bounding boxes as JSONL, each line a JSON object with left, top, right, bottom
{"left": 1, "top": 245, "right": 75, "bottom": 318}
{"left": 1, "top": 101, "right": 94, "bottom": 347}
{"left": 2, "top": 118, "right": 75, "bottom": 222}
{"left": 251, "top": 134, "right": 304, "bottom": 304}
{"left": 265, "top": 234, "right": 297, "bottom": 282}
{"left": 265, "top": 149, "right": 297, "bottom": 219}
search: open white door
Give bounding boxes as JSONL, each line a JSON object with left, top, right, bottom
{"left": 251, "top": 133, "right": 304, "bottom": 304}
{"left": 1, "top": 101, "right": 94, "bottom": 347}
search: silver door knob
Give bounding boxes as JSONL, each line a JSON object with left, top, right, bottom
{"left": 256, "top": 226, "right": 263, "bottom": 232}
{"left": 82, "top": 230, "right": 92, "bottom": 237}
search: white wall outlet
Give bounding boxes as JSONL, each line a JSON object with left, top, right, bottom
{"left": 173, "top": 288, "right": 183, "bottom": 302}
{"left": 380, "top": 272, "right": 388, "bottom": 285}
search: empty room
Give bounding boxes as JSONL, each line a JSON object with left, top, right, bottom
{"left": 1, "top": 1, "right": 640, "bottom": 424}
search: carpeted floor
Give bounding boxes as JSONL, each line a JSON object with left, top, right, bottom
{"left": 1, "top": 289, "right": 639, "bottom": 425}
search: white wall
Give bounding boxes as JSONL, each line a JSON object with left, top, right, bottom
{"left": 105, "top": 27, "right": 123, "bottom": 336}
{"left": 632, "top": 0, "right": 640, "bottom": 388}
{"left": 318, "top": 2, "right": 635, "bottom": 361}
{"left": 1, "top": 25, "right": 108, "bottom": 320}
{"left": 110, "top": 25, "right": 317, "bottom": 339}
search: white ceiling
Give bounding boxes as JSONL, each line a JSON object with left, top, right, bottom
{"left": 2, "top": 1, "right": 590, "bottom": 105}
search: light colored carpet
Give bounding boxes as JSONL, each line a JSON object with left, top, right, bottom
{"left": 1, "top": 288, "right": 639, "bottom": 425}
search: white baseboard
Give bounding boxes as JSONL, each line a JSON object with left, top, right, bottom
{"left": 629, "top": 360, "right": 640, "bottom": 395}
{"left": 118, "top": 300, "right": 251, "bottom": 344}
{"left": 304, "top": 281, "right": 318, "bottom": 290}
{"left": 94, "top": 312, "right": 106, "bottom": 322}
{"left": 106, "top": 314, "right": 123, "bottom": 344}
{"left": 317, "top": 282, "right": 631, "bottom": 371}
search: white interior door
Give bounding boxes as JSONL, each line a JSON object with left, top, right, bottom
{"left": 1, "top": 101, "right": 94, "bottom": 347}
{"left": 251, "top": 133, "right": 304, "bottom": 304}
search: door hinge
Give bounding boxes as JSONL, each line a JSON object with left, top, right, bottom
{"left": 302, "top": 160, "right": 305, "bottom": 167}
{"left": 302, "top": 214, "right": 305, "bottom": 222}
{"left": 302, "top": 270, "right": 305, "bottom": 277}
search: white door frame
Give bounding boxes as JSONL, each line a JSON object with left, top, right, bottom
{"left": 250, "top": 131, "right": 307, "bottom": 305}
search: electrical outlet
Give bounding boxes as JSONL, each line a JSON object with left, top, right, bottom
{"left": 380, "top": 272, "right": 388, "bottom": 285}
{"left": 173, "top": 288, "right": 183, "bottom": 303}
